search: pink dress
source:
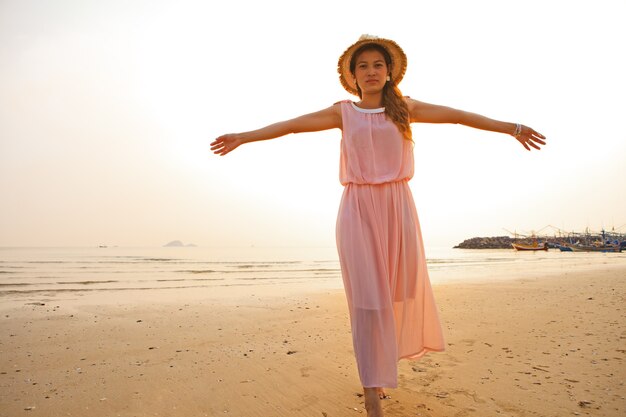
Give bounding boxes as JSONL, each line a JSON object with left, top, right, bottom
{"left": 336, "top": 100, "right": 445, "bottom": 388}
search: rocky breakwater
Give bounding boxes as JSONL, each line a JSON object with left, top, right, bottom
{"left": 454, "top": 236, "right": 521, "bottom": 249}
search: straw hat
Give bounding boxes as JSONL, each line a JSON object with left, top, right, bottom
{"left": 337, "top": 34, "right": 408, "bottom": 96}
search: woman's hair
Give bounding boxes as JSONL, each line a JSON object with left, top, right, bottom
{"left": 349, "top": 43, "right": 413, "bottom": 141}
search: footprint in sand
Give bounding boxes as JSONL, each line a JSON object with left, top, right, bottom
{"left": 302, "top": 394, "right": 318, "bottom": 405}
{"left": 291, "top": 394, "right": 319, "bottom": 412}
{"left": 452, "top": 388, "right": 487, "bottom": 404}
{"left": 300, "top": 366, "right": 314, "bottom": 377}
{"left": 458, "top": 339, "right": 476, "bottom": 347}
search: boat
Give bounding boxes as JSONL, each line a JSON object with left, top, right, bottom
{"left": 567, "top": 243, "right": 622, "bottom": 253}
{"left": 504, "top": 225, "right": 625, "bottom": 253}
{"left": 512, "top": 242, "right": 548, "bottom": 251}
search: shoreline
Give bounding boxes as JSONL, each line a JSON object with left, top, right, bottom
{"left": 1, "top": 248, "right": 625, "bottom": 311}
{"left": 1, "top": 263, "right": 625, "bottom": 416}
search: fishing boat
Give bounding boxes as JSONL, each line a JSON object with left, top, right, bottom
{"left": 512, "top": 242, "right": 548, "bottom": 251}
{"left": 504, "top": 225, "right": 625, "bottom": 253}
{"left": 568, "top": 243, "right": 622, "bottom": 253}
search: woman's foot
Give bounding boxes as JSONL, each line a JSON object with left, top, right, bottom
{"left": 377, "top": 387, "right": 390, "bottom": 399}
{"left": 363, "top": 387, "right": 384, "bottom": 417}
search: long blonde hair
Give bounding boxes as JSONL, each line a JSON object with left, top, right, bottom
{"left": 350, "top": 44, "right": 412, "bottom": 141}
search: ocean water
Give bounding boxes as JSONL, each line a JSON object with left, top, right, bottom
{"left": 0, "top": 246, "right": 624, "bottom": 303}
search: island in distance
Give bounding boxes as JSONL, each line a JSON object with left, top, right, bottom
{"left": 163, "top": 240, "right": 197, "bottom": 247}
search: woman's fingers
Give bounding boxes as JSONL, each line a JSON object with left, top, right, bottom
{"left": 214, "top": 144, "right": 230, "bottom": 156}
{"left": 210, "top": 143, "right": 224, "bottom": 154}
{"left": 530, "top": 129, "right": 547, "bottom": 144}
{"left": 517, "top": 126, "right": 546, "bottom": 151}
{"left": 210, "top": 134, "right": 239, "bottom": 156}
{"left": 530, "top": 135, "right": 546, "bottom": 148}
{"left": 531, "top": 128, "right": 546, "bottom": 140}
{"left": 529, "top": 131, "right": 547, "bottom": 150}
{"left": 210, "top": 137, "right": 222, "bottom": 148}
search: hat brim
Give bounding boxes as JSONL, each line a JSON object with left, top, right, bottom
{"left": 337, "top": 36, "right": 407, "bottom": 96}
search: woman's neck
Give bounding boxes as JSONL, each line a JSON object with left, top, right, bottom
{"left": 357, "top": 92, "right": 384, "bottom": 109}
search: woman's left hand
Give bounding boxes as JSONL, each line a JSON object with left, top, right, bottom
{"left": 515, "top": 126, "right": 546, "bottom": 151}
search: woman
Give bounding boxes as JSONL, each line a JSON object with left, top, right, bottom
{"left": 211, "top": 35, "right": 545, "bottom": 417}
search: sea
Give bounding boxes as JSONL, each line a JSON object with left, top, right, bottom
{"left": 1, "top": 246, "right": 625, "bottom": 306}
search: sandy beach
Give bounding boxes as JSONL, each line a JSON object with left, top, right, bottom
{"left": 1, "top": 261, "right": 625, "bottom": 417}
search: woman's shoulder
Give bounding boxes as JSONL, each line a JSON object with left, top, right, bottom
{"left": 333, "top": 99, "right": 353, "bottom": 106}
{"left": 403, "top": 96, "right": 421, "bottom": 113}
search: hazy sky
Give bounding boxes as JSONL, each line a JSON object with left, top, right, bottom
{"left": 1, "top": 0, "right": 624, "bottom": 248}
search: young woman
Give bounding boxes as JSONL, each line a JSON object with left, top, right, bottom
{"left": 211, "top": 35, "right": 546, "bottom": 417}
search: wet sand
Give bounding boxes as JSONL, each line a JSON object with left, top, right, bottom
{"left": 1, "top": 264, "right": 625, "bottom": 417}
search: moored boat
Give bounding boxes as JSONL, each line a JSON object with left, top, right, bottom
{"left": 512, "top": 242, "right": 548, "bottom": 251}
{"left": 568, "top": 244, "right": 622, "bottom": 253}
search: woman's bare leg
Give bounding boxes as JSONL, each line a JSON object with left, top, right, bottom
{"left": 363, "top": 387, "right": 384, "bottom": 417}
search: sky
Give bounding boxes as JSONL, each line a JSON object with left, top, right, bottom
{"left": 0, "top": 0, "right": 624, "bottom": 249}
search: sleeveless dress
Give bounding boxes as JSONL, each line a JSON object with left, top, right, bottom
{"left": 336, "top": 100, "right": 445, "bottom": 388}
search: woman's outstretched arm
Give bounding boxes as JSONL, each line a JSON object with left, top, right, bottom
{"left": 210, "top": 104, "right": 342, "bottom": 156}
{"left": 406, "top": 98, "right": 546, "bottom": 151}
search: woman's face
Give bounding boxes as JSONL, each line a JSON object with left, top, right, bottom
{"left": 353, "top": 49, "right": 389, "bottom": 95}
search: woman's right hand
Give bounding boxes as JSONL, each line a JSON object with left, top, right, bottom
{"left": 210, "top": 134, "right": 242, "bottom": 156}
{"left": 210, "top": 104, "right": 341, "bottom": 156}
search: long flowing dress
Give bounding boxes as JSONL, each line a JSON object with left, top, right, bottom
{"left": 335, "top": 100, "right": 445, "bottom": 389}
